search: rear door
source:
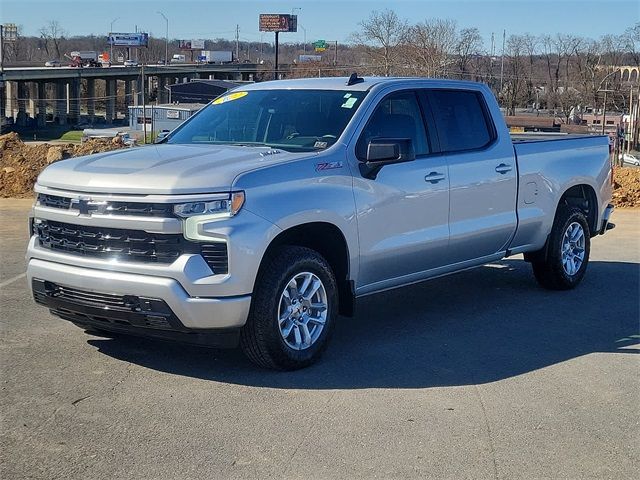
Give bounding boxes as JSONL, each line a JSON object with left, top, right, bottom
{"left": 427, "top": 89, "right": 517, "bottom": 264}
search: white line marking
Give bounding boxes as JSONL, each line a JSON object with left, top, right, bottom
{"left": 0, "top": 273, "right": 27, "bottom": 289}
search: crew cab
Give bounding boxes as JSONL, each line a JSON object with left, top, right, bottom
{"left": 27, "top": 76, "right": 615, "bottom": 370}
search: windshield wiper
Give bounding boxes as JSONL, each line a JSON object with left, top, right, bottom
{"left": 229, "top": 142, "right": 272, "bottom": 147}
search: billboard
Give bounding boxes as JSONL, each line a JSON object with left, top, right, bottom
{"left": 108, "top": 33, "right": 149, "bottom": 47}
{"left": 259, "top": 14, "right": 297, "bottom": 32}
{"left": 179, "top": 39, "right": 205, "bottom": 50}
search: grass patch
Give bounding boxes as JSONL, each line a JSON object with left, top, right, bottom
{"left": 58, "top": 130, "right": 84, "bottom": 142}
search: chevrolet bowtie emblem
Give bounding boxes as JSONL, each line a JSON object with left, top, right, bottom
{"left": 70, "top": 198, "right": 107, "bottom": 215}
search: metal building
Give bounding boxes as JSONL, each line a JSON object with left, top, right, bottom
{"left": 128, "top": 103, "right": 203, "bottom": 132}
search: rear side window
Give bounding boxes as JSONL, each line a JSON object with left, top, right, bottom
{"left": 428, "top": 90, "right": 494, "bottom": 153}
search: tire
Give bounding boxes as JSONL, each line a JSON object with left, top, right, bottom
{"left": 240, "top": 246, "right": 338, "bottom": 370}
{"left": 531, "top": 206, "right": 591, "bottom": 290}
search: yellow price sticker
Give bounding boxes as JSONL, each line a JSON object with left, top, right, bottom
{"left": 212, "top": 91, "right": 248, "bottom": 105}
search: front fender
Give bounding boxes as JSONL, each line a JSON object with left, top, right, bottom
{"left": 235, "top": 155, "right": 359, "bottom": 283}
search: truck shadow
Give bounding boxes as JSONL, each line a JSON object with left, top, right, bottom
{"left": 88, "top": 259, "right": 639, "bottom": 389}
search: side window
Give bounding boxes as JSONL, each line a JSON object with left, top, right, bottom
{"left": 356, "top": 91, "right": 430, "bottom": 159}
{"left": 428, "top": 90, "right": 494, "bottom": 152}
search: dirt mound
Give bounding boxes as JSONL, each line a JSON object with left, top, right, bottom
{"left": 0, "top": 132, "right": 126, "bottom": 198}
{"left": 613, "top": 167, "right": 640, "bottom": 208}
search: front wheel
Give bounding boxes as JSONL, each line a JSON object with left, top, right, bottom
{"left": 240, "top": 246, "right": 338, "bottom": 370}
{"left": 531, "top": 206, "right": 591, "bottom": 290}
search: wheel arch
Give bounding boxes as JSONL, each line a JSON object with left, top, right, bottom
{"left": 556, "top": 183, "right": 598, "bottom": 236}
{"left": 256, "top": 222, "right": 355, "bottom": 317}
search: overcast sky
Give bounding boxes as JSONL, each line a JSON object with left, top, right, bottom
{"left": 2, "top": 0, "right": 638, "bottom": 48}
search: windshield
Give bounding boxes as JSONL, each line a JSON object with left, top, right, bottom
{"left": 167, "top": 89, "right": 367, "bottom": 152}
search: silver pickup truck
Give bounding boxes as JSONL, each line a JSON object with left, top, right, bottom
{"left": 27, "top": 76, "right": 615, "bottom": 370}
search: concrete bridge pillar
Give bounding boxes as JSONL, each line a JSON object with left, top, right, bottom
{"left": 37, "top": 82, "right": 47, "bottom": 127}
{"left": 86, "top": 78, "right": 95, "bottom": 125}
{"left": 54, "top": 81, "right": 67, "bottom": 125}
{"left": 70, "top": 78, "right": 81, "bottom": 124}
{"left": 28, "top": 82, "right": 38, "bottom": 118}
{"left": 157, "top": 76, "right": 168, "bottom": 104}
{"left": 136, "top": 76, "right": 144, "bottom": 104}
{"left": 105, "top": 78, "right": 116, "bottom": 124}
{"left": 124, "top": 79, "right": 132, "bottom": 121}
{"left": 16, "top": 82, "right": 28, "bottom": 127}
{"left": 5, "top": 81, "right": 15, "bottom": 120}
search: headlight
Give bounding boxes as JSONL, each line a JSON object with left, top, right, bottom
{"left": 173, "top": 191, "right": 245, "bottom": 219}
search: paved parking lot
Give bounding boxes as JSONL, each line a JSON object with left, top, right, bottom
{"left": 1, "top": 199, "right": 638, "bottom": 479}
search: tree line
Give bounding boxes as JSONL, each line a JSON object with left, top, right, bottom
{"left": 3, "top": 16, "right": 639, "bottom": 119}
{"left": 349, "top": 10, "right": 640, "bottom": 117}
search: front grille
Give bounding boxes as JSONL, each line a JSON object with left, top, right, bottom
{"left": 35, "top": 282, "right": 137, "bottom": 311}
{"left": 33, "top": 219, "right": 229, "bottom": 273}
{"left": 37, "top": 194, "right": 175, "bottom": 217}
{"left": 38, "top": 194, "right": 72, "bottom": 209}
{"left": 34, "top": 219, "right": 188, "bottom": 263}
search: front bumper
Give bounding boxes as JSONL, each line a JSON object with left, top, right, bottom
{"left": 27, "top": 258, "right": 251, "bottom": 332}
{"left": 31, "top": 278, "right": 241, "bottom": 347}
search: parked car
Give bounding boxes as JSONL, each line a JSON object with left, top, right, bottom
{"left": 123, "top": 59, "right": 139, "bottom": 67}
{"left": 621, "top": 153, "right": 640, "bottom": 166}
{"left": 44, "top": 60, "right": 60, "bottom": 67}
{"left": 27, "top": 76, "right": 615, "bottom": 370}
{"left": 155, "top": 129, "right": 171, "bottom": 142}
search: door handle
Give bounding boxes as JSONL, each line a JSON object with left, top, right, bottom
{"left": 495, "top": 163, "right": 512, "bottom": 174}
{"left": 425, "top": 172, "right": 446, "bottom": 184}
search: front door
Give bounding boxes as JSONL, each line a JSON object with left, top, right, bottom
{"left": 350, "top": 90, "right": 450, "bottom": 294}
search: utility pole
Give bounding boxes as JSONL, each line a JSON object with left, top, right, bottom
{"left": 109, "top": 17, "right": 120, "bottom": 64}
{"left": 157, "top": 12, "right": 169, "bottom": 65}
{"left": 602, "top": 88, "right": 607, "bottom": 136}
{"left": 0, "top": 25, "right": 4, "bottom": 74}
{"left": 499, "top": 29, "right": 506, "bottom": 94}
{"left": 489, "top": 32, "right": 495, "bottom": 83}
{"left": 627, "top": 86, "right": 634, "bottom": 154}
{"left": 274, "top": 31, "right": 279, "bottom": 80}
{"left": 235, "top": 25, "right": 240, "bottom": 61}
{"left": 141, "top": 64, "right": 146, "bottom": 144}
{"left": 334, "top": 41, "right": 338, "bottom": 66}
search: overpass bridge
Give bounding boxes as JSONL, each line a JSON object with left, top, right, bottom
{"left": 0, "top": 63, "right": 261, "bottom": 128}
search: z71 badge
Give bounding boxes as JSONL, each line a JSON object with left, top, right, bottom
{"left": 315, "top": 162, "right": 343, "bottom": 171}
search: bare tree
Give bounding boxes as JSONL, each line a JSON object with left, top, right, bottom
{"left": 573, "top": 38, "right": 604, "bottom": 109}
{"left": 456, "top": 27, "right": 483, "bottom": 77}
{"left": 522, "top": 34, "right": 539, "bottom": 108}
{"left": 351, "top": 9, "right": 408, "bottom": 76}
{"left": 621, "top": 22, "right": 640, "bottom": 66}
{"left": 504, "top": 35, "right": 528, "bottom": 115}
{"left": 39, "top": 20, "right": 67, "bottom": 60}
{"left": 405, "top": 19, "right": 458, "bottom": 77}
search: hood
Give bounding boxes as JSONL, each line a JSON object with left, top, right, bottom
{"left": 37, "top": 144, "right": 310, "bottom": 194}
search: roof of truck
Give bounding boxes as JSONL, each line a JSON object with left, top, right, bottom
{"left": 240, "top": 76, "right": 485, "bottom": 92}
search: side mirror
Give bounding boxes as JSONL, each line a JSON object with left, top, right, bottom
{"left": 359, "top": 138, "right": 415, "bottom": 179}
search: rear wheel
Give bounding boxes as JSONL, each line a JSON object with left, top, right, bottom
{"left": 240, "top": 246, "right": 338, "bottom": 370}
{"left": 531, "top": 206, "right": 591, "bottom": 290}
